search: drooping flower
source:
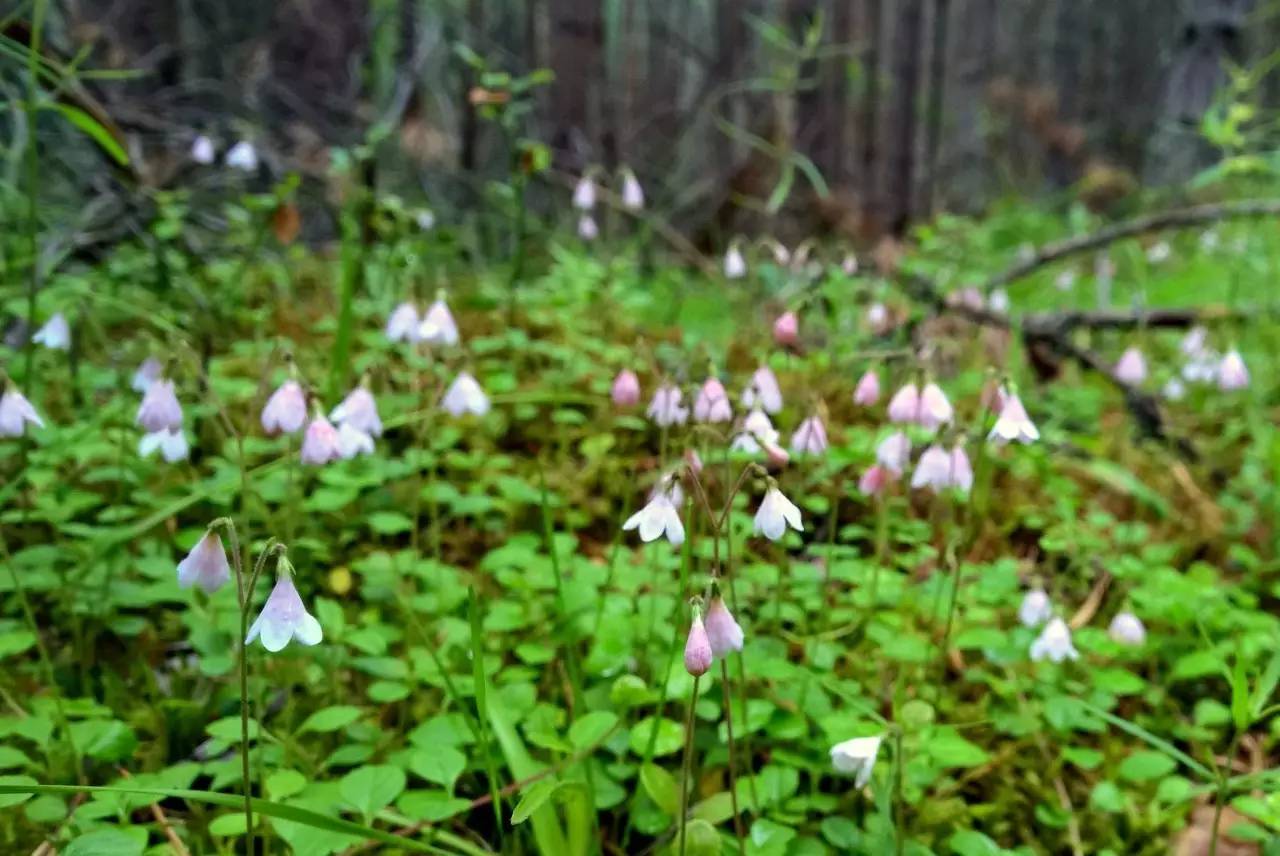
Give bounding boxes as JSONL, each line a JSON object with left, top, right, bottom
{"left": 791, "top": 415, "right": 828, "bottom": 456}
{"left": 773, "top": 311, "right": 799, "bottom": 347}
{"left": 336, "top": 422, "right": 375, "bottom": 459}
{"left": 1018, "top": 589, "right": 1052, "bottom": 628}
{"left": 176, "top": 529, "right": 231, "bottom": 594}
{"left": 225, "top": 141, "right": 258, "bottom": 172}
{"left": 684, "top": 448, "right": 703, "bottom": 475}
{"left": 724, "top": 243, "right": 747, "bottom": 279}
{"left": 741, "top": 366, "right": 783, "bottom": 414}
{"left": 988, "top": 288, "right": 1010, "bottom": 314}
{"left": 0, "top": 385, "right": 44, "bottom": 437}
{"left": 386, "top": 302, "right": 421, "bottom": 343}
{"left": 330, "top": 386, "right": 383, "bottom": 436}
{"left": 612, "top": 370, "right": 641, "bottom": 408}
{"left": 620, "top": 168, "right": 644, "bottom": 210}
{"left": 137, "top": 378, "right": 183, "bottom": 433}
{"left": 190, "top": 135, "right": 216, "bottom": 165}
{"left": 830, "top": 736, "right": 882, "bottom": 787}
{"left": 886, "top": 383, "right": 919, "bottom": 424}
{"left": 577, "top": 214, "right": 599, "bottom": 241}
{"left": 753, "top": 485, "right": 803, "bottom": 541}
{"left": 300, "top": 413, "right": 342, "bottom": 465}
{"left": 1163, "top": 377, "right": 1186, "bottom": 401}
{"left": 853, "top": 370, "right": 880, "bottom": 406}
{"left": 1108, "top": 611, "right": 1147, "bottom": 646}
{"left": 415, "top": 209, "right": 436, "bottom": 230}
{"left": 1114, "top": 346, "right": 1147, "bottom": 386}
{"left": 442, "top": 372, "right": 490, "bottom": 417}
{"left": 866, "top": 303, "right": 889, "bottom": 332}
{"left": 704, "top": 596, "right": 744, "bottom": 656}
{"left": 246, "top": 559, "right": 323, "bottom": 652}
{"left": 859, "top": 465, "right": 891, "bottom": 496}
{"left": 261, "top": 380, "right": 307, "bottom": 435}
{"left": 1217, "top": 349, "right": 1249, "bottom": 391}
{"left": 419, "top": 295, "right": 460, "bottom": 346}
{"left": 647, "top": 383, "right": 688, "bottom": 427}
{"left": 950, "top": 444, "right": 973, "bottom": 493}
{"left": 572, "top": 174, "right": 596, "bottom": 210}
{"left": 131, "top": 357, "right": 162, "bottom": 393}
{"left": 875, "top": 431, "right": 911, "bottom": 475}
{"left": 692, "top": 377, "right": 732, "bottom": 423}
{"left": 684, "top": 611, "right": 713, "bottom": 677}
{"left": 623, "top": 479, "right": 685, "bottom": 546}
{"left": 735, "top": 407, "right": 779, "bottom": 453}
{"left": 1030, "top": 617, "right": 1079, "bottom": 663}
{"left": 910, "top": 445, "right": 954, "bottom": 492}
{"left": 1146, "top": 241, "right": 1171, "bottom": 264}
{"left": 917, "top": 382, "right": 953, "bottom": 429}
{"left": 33, "top": 313, "right": 70, "bottom": 351}
{"left": 1180, "top": 326, "right": 1209, "bottom": 357}
{"left": 988, "top": 389, "right": 1039, "bottom": 445}
{"left": 139, "top": 428, "right": 189, "bottom": 463}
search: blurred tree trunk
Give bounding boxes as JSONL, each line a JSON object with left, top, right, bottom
{"left": 1047, "top": 0, "right": 1082, "bottom": 187}
{"left": 549, "top": 0, "right": 601, "bottom": 168}
{"left": 886, "top": 0, "right": 924, "bottom": 233}
{"left": 859, "top": 0, "right": 882, "bottom": 219}
{"left": 459, "top": 0, "right": 484, "bottom": 172}
{"left": 920, "top": 0, "right": 950, "bottom": 213}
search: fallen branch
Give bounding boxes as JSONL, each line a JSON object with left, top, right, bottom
{"left": 981, "top": 198, "right": 1280, "bottom": 293}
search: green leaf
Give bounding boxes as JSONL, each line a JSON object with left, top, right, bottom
{"left": 639, "top": 763, "right": 679, "bottom": 815}
{"left": 410, "top": 747, "right": 467, "bottom": 792}
{"left": 299, "top": 706, "right": 363, "bottom": 734}
{"left": 0, "top": 783, "right": 452, "bottom": 854}
{"left": 42, "top": 103, "right": 129, "bottom": 166}
{"left": 511, "top": 778, "right": 560, "bottom": 824}
{"left": 340, "top": 765, "right": 406, "bottom": 818}
{"left": 948, "top": 829, "right": 1002, "bottom": 856}
{"left": 926, "top": 731, "right": 989, "bottom": 768}
{"left": 568, "top": 711, "right": 618, "bottom": 749}
{"left": 62, "top": 828, "right": 146, "bottom": 856}
{"left": 1090, "top": 780, "right": 1125, "bottom": 813}
{"left": 684, "top": 818, "right": 722, "bottom": 856}
{"left": 1118, "top": 750, "right": 1177, "bottom": 783}
{"left": 628, "top": 717, "right": 684, "bottom": 757}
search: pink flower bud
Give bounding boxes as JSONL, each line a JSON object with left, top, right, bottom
{"left": 917, "top": 383, "right": 953, "bottom": 430}
{"left": 1114, "top": 347, "right": 1147, "bottom": 386}
{"left": 684, "top": 613, "right": 714, "bottom": 676}
{"left": 300, "top": 415, "right": 341, "bottom": 465}
{"left": 684, "top": 448, "right": 703, "bottom": 474}
{"left": 1217, "top": 350, "right": 1249, "bottom": 391}
{"left": 611, "top": 369, "right": 641, "bottom": 408}
{"left": 176, "top": 530, "right": 231, "bottom": 594}
{"left": 853, "top": 370, "right": 880, "bottom": 406}
{"left": 741, "top": 366, "right": 783, "bottom": 414}
{"left": 773, "top": 311, "right": 799, "bottom": 347}
{"left": 790, "top": 415, "right": 828, "bottom": 456}
{"left": 262, "top": 380, "right": 307, "bottom": 435}
{"left": 704, "top": 597, "right": 744, "bottom": 656}
{"left": 859, "top": 465, "right": 890, "bottom": 496}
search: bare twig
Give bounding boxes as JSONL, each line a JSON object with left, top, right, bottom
{"left": 981, "top": 198, "right": 1280, "bottom": 293}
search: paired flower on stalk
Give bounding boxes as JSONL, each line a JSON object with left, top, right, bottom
{"left": 887, "top": 382, "right": 952, "bottom": 430}
{"left": 137, "top": 373, "right": 188, "bottom": 462}
{"left": 684, "top": 592, "right": 744, "bottom": 677}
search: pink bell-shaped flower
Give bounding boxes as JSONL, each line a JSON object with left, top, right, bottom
{"left": 336, "top": 422, "right": 375, "bottom": 459}
{"left": 741, "top": 365, "right": 783, "bottom": 414}
{"left": 386, "top": 301, "right": 421, "bottom": 343}
{"left": 724, "top": 244, "right": 747, "bottom": 279}
{"left": 262, "top": 380, "right": 307, "bottom": 435}
{"left": 577, "top": 214, "right": 598, "bottom": 241}
{"left": 988, "top": 389, "right": 1039, "bottom": 445}
{"left": 0, "top": 384, "right": 44, "bottom": 437}
{"left": 1114, "top": 346, "right": 1147, "bottom": 386}
{"left": 132, "top": 357, "right": 162, "bottom": 393}
{"left": 246, "top": 557, "right": 323, "bottom": 652}
{"left": 419, "top": 295, "right": 460, "bottom": 346}
{"left": 330, "top": 385, "right": 383, "bottom": 437}
{"left": 853, "top": 370, "right": 880, "bottom": 406}
{"left": 858, "top": 465, "right": 891, "bottom": 496}
{"left": 611, "top": 369, "right": 641, "bottom": 408}
{"left": 790, "top": 415, "right": 828, "bottom": 456}
{"left": 910, "top": 444, "right": 954, "bottom": 492}
{"left": 1108, "top": 611, "right": 1147, "bottom": 646}
{"left": 684, "top": 610, "right": 713, "bottom": 677}
{"left": 875, "top": 431, "right": 911, "bottom": 475}
{"left": 886, "top": 383, "right": 919, "bottom": 424}
{"left": 647, "top": 383, "right": 688, "bottom": 427}
{"left": 572, "top": 174, "right": 596, "bottom": 210}
{"left": 33, "top": 312, "right": 71, "bottom": 351}
{"left": 442, "top": 372, "right": 490, "bottom": 417}
{"left": 623, "top": 478, "right": 685, "bottom": 546}
{"left": 1030, "top": 617, "right": 1079, "bottom": 663}
{"left": 1217, "top": 349, "right": 1249, "bottom": 391}
{"left": 1018, "top": 589, "right": 1052, "bottom": 628}
{"left": 917, "top": 382, "right": 953, "bottom": 429}
{"left": 773, "top": 311, "right": 799, "bottom": 347}
{"left": 176, "top": 529, "right": 231, "bottom": 594}
{"left": 753, "top": 484, "right": 803, "bottom": 541}
{"left": 950, "top": 444, "right": 973, "bottom": 493}
{"left": 300, "top": 412, "right": 342, "bottom": 465}
{"left": 139, "top": 428, "right": 189, "bottom": 463}
{"left": 620, "top": 168, "right": 644, "bottom": 210}
{"left": 693, "top": 377, "right": 733, "bottom": 423}
{"left": 704, "top": 595, "right": 744, "bottom": 656}
{"left": 137, "top": 378, "right": 183, "bottom": 434}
